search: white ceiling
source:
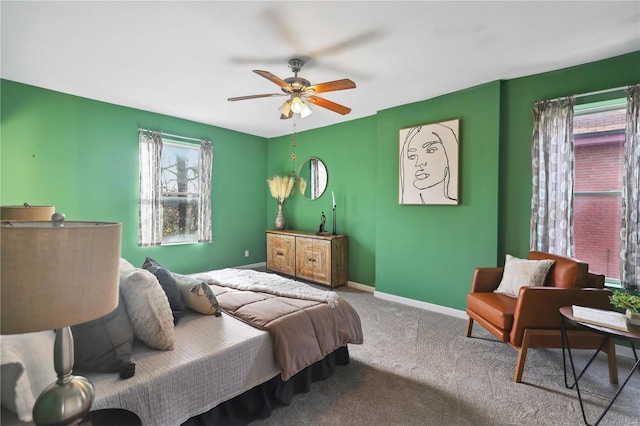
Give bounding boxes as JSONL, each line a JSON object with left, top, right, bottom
{"left": 2, "top": 1, "right": 639, "bottom": 138}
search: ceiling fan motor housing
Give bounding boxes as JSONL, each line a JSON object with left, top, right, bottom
{"left": 283, "top": 77, "right": 311, "bottom": 94}
{"left": 288, "top": 58, "right": 304, "bottom": 74}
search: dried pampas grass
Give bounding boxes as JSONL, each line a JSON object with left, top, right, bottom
{"left": 298, "top": 177, "right": 307, "bottom": 197}
{"left": 267, "top": 175, "right": 295, "bottom": 203}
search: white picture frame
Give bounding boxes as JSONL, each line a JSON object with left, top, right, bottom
{"left": 399, "top": 119, "right": 460, "bottom": 205}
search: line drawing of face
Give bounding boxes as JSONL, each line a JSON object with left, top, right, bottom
{"left": 399, "top": 122, "right": 458, "bottom": 205}
{"left": 407, "top": 131, "right": 449, "bottom": 190}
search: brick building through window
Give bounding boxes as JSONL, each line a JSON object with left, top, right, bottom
{"left": 573, "top": 102, "right": 625, "bottom": 282}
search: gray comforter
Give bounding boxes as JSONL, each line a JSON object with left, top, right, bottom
{"left": 196, "top": 269, "right": 364, "bottom": 380}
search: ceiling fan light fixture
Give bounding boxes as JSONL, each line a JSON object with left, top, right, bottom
{"left": 300, "top": 103, "right": 313, "bottom": 119}
{"left": 278, "top": 100, "right": 292, "bottom": 116}
{"left": 290, "top": 96, "right": 304, "bottom": 114}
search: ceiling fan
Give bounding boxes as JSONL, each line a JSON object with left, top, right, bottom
{"left": 227, "top": 58, "right": 356, "bottom": 119}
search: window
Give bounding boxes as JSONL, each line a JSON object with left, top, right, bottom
{"left": 573, "top": 99, "right": 626, "bottom": 283}
{"left": 161, "top": 142, "right": 200, "bottom": 244}
{"left": 139, "top": 131, "right": 212, "bottom": 247}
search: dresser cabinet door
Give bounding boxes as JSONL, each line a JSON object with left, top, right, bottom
{"left": 295, "top": 237, "right": 331, "bottom": 285}
{"left": 266, "top": 233, "right": 295, "bottom": 276}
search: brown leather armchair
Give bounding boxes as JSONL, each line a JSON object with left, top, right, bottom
{"left": 465, "top": 251, "right": 618, "bottom": 383}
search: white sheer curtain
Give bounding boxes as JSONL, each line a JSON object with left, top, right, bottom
{"left": 198, "top": 140, "right": 213, "bottom": 243}
{"left": 530, "top": 97, "right": 576, "bottom": 257}
{"left": 620, "top": 85, "right": 640, "bottom": 290}
{"left": 138, "top": 131, "right": 163, "bottom": 247}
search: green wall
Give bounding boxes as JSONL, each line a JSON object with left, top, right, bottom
{"left": 0, "top": 80, "right": 268, "bottom": 274}
{"left": 267, "top": 117, "right": 377, "bottom": 286}
{"left": 2, "top": 51, "right": 638, "bottom": 313}
{"left": 266, "top": 52, "right": 639, "bottom": 311}
{"left": 374, "top": 82, "right": 501, "bottom": 309}
{"left": 266, "top": 81, "right": 501, "bottom": 307}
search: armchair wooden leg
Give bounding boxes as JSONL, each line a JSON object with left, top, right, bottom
{"left": 514, "top": 329, "right": 531, "bottom": 383}
{"left": 605, "top": 338, "right": 618, "bottom": 384}
{"left": 465, "top": 318, "right": 474, "bottom": 337}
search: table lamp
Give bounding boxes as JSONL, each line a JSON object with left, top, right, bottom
{"left": 1, "top": 203, "right": 55, "bottom": 221}
{"left": 1, "top": 213, "right": 121, "bottom": 425}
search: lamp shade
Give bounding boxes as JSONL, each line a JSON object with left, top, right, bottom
{"left": 1, "top": 221, "right": 122, "bottom": 334}
{"left": 1, "top": 205, "right": 55, "bottom": 221}
{"left": 300, "top": 103, "right": 313, "bottom": 119}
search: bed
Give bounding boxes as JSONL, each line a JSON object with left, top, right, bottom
{"left": 0, "top": 263, "right": 363, "bottom": 426}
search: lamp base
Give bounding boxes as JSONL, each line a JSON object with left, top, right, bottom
{"left": 32, "top": 375, "right": 94, "bottom": 426}
{"left": 32, "top": 326, "right": 94, "bottom": 426}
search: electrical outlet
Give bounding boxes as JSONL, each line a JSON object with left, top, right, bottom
{"left": 244, "top": 250, "right": 249, "bottom": 257}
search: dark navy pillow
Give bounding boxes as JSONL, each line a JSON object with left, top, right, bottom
{"left": 142, "top": 257, "right": 184, "bottom": 324}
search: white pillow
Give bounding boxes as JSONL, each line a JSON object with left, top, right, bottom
{"left": 119, "top": 257, "right": 135, "bottom": 272}
{"left": 0, "top": 331, "right": 56, "bottom": 422}
{"left": 119, "top": 267, "right": 175, "bottom": 350}
{"left": 494, "top": 254, "right": 555, "bottom": 298}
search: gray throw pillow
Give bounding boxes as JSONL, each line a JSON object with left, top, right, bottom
{"left": 71, "top": 299, "right": 134, "bottom": 374}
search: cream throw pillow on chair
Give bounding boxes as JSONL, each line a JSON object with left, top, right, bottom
{"left": 494, "top": 254, "right": 555, "bottom": 298}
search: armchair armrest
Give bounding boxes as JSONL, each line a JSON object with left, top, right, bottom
{"left": 510, "top": 286, "right": 612, "bottom": 347}
{"left": 586, "top": 272, "right": 605, "bottom": 288}
{"left": 470, "top": 267, "right": 504, "bottom": 293}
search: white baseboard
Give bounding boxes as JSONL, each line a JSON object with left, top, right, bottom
{"left": 236, "top": 261, "right": 267, "bottom": 269}
{"left": 373, "top": 290, "right": 635, "bottom": 359}
{"left": 347, "top": 281, "right": 374, "bottom": 293}
{"left": 374, "top": 290, "right": 468, "bottom": 320}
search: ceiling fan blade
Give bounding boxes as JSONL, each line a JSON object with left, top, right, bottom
{"left": 264, "top": 8, "right": 306, "bottom": 55}
{"left": 307, "top": 96, "right": 351, "bottom": 115}
{"left": 227, "top": 93, "right": 287, "bottom": 101}
{"left": 306, "top": 79, "right": 356, "bottom": 94}
{"left": 253, "top": 70, "right": 292, "bottom": 90}
{"left": 308, "top": 29, "right": 384, "bottom": 59}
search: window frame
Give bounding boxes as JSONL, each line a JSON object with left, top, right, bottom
{"left": 160, "top": 139, "right": 202, "bottom": 246}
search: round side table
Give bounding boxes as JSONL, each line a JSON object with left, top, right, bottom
{"left": 560, "top": 306, "right": 639, "bottom": 426}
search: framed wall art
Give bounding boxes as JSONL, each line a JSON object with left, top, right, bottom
{"left": 399, "top": 119, "right": 460, "bottom": 205}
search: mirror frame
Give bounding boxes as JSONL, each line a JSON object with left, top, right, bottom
{"left": 297, "top": 157, "right": 328, "bottom": 200}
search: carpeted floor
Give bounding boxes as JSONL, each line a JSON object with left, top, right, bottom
{"left": 253, "top": 286, "right": 639, "bottom": 426}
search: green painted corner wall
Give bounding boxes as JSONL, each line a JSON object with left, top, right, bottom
{"left": 375, "top": 82, "right": 501, "bottom": 310}
{"left": 0, "top": 80, "right": 268, "bottom": 274}
{"left": 266, "top": 51, "right": 639, "bottom": 312}
{"left": 266, "top": 81, "right": 502, "bottom": 308}
{"left": 267, "top": 117, "right": 377, "bottom": 286}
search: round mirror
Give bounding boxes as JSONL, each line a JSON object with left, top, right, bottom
{"left": 297, "top": 157, "right": 328, "bottom": 200}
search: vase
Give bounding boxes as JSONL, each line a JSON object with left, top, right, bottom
{"left": 626, "top": 309, "right": 640, "bottom": 327}
{"left": 275, "top": 202, "right": 286, "bottom": 230}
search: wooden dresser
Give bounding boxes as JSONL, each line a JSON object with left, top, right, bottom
{"left": 266, "top": 230, "right": 348, "bottom": 288}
